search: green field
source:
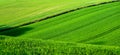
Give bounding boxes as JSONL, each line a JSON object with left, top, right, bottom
{"left": 0, "top": 0, "right": 112, "bottom": 26}
{"left": 0, "top": 0, "right": 120, "bottom": 55}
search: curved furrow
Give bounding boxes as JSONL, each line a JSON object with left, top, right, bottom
{"left": 0, "top": 1, "right": 119, "bottom": 36}
{"left": 0, "top": 1, "right": 120, "bottom": 46}
{"left": 1, "top": 0, "right": 120, "bottom": 54}
{"left": 13, "top": 2, "right": 120, "bottom": 41}
{"left": 13, "top": 1, "right": 118, "bottom": 27}
{"left": 0, "top": 0, "right": 115, "bottom": 31}
{"left": 78, "top": 13, "right": 120, "bottom": 43}
{"left": 50, "top": 11, "right": 119, "bottom": 40}
{"left": 49, "top": 8, "right": 120, "bottom": 41}
{"left": 52, "top": 10, "right": 120, "bottom": 42}
{"left": 32, "top": 4, "right": 120, "bottom": 39}
{"left": 86, "top": 24, "right": 120, "bottom": 46}
{"left": 25, "top": 2, "right": 120, "bottom": 32}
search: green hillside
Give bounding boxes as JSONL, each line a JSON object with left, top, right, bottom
{"left": 0, "top": 0, "right": 120, "bottom": 55}
{"left": 0, "top": 0, "right": 112, "bottom": 27}
{"left": 0, "top": 37, "right": 120, "bottom": 55}
{"left": 1, "top": 1, "right": 120, "bottom": 46}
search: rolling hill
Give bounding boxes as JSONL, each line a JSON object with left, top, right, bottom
{"left": 0, "top": 0, "right": 112, "bottom": 27}
{"left": 0, "top": 0, "right": 120, "bottom": 55}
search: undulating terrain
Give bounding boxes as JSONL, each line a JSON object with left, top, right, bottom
{"left": 0, "top": 0, "right": 120, "bottom": 55}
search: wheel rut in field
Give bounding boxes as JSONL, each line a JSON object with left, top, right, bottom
{"left": 78, "top": 14, "right": 120, "bottom": 43}
{"left": 0, "top": 1, "right": 119, "bottom": 32}
{"left": 45, "top": 11, "right": 119, "bottom": 39}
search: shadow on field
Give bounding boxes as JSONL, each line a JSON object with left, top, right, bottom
{"left": 0, "top": 25, "right": 33, "bottom": 37}
{"left": 87, "top": 41, "right": 106, "bottom": 45}
{"left": 0, "top": 25, "right": 9, "bottom": 30}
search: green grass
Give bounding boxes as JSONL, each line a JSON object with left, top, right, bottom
{"left": 0, "top": 0, "right": 120, "bottom": 55}
{"left": 0, "top": 37, "right": 120, "bottom": 55}
{"left": 1, "top": 2, "right": 120, "bottom": 46}
{"left": 0, "top": 0, "right": 112, "bottom": 26}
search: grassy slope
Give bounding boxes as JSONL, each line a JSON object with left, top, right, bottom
{"left": 0, "top": 0, "right": 120, "bottom": 55}
{"left": 0, "top": 0, "right": 111, "bottom": 27}
{"left": 1, "top": 2, "right": 120, "bottom": 46}
{"left": 0, "top": 37, "right": 120, "bottom": 55}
